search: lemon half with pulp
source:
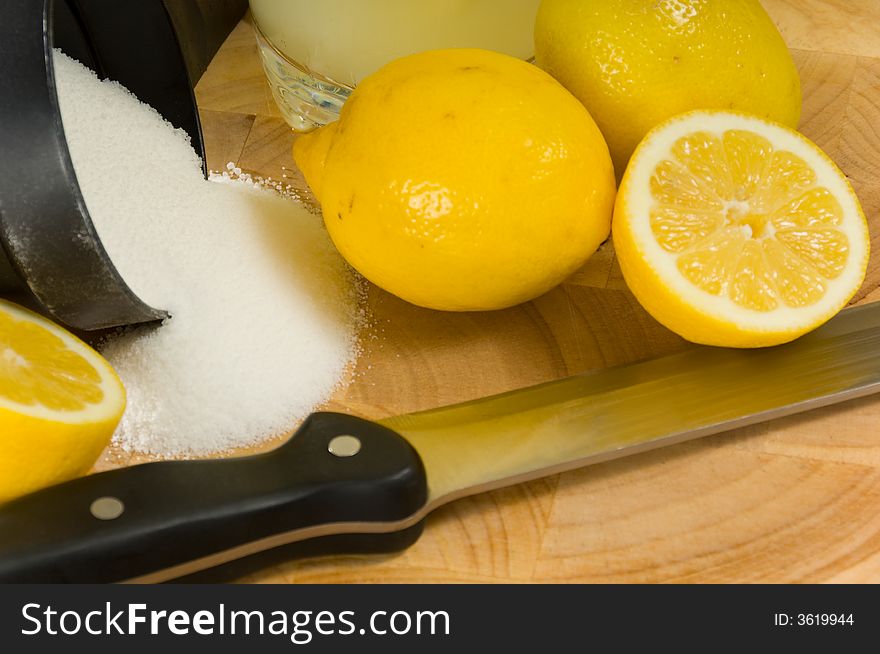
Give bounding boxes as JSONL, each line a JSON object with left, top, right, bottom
{"left": 613, "top": 111, "right": 869, "bottom": 348}
{"left": 0, "top": 299, "right": 125, "bottom": 502}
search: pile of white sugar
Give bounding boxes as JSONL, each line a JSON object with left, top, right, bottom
{"left": 53, "top": 50, "right": 362, "bottom": 456}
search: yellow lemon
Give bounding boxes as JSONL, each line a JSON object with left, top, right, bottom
{"left": 613, "top": 110, "right": 869, "bottom": 348}
{"left": 535, "top": 0, "right": 802, "bottom": 176}
{"left": 0, "top": 299, "right": 125, "bottom": 503}
{"left": 294, "top": 48, "right": 615, "bottom": 311}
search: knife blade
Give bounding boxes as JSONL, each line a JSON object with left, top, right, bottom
{"left": 1, "top": 302, "right": 879, "bottom": 583}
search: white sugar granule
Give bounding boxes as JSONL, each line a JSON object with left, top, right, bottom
{"left": 53, "top": 50, "right": 362, "bottom": 456}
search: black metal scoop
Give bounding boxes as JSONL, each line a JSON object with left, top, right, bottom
{"left": 0, "top": 0, "right": 245, "bottom": 331}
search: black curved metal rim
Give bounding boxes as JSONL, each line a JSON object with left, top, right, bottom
{"left": 0, "top": 0, "right": 209, "bottom": 330}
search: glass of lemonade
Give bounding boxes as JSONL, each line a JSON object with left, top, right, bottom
{"left": 249, "top": 0, "right": 541, "bottom": 131}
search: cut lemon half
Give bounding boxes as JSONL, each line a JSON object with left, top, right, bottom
{"left": 613, "top": 111, "right": 869, "bottom": 348}
{"left": 0, "top": 299, "right": 125, "bottom": 503}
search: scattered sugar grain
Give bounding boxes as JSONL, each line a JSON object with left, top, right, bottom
{"left": 53, "top": 50, "right": 363, "bottom": 456}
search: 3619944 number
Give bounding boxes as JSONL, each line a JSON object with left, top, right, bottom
{"left": 774, "top": 614, "right": 854, "bottom": 626}
{"left": 799, "top": 614, "right": 853, "bottom": 626}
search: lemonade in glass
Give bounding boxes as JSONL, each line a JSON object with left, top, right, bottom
{"left": 249, "top": 0, "right": 541, "bottom": 131}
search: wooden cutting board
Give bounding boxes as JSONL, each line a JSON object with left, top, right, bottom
{"left": 175, "top": 0, "right": 880, "bottom": 583}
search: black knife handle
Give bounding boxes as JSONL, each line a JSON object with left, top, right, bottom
{"left": 0, "top": 413, "right": 428, "bottom": 583}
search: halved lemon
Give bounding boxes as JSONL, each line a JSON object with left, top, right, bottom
{"left": 0, "top": 299, "right": 125, "bottom": 503}
{"left": 613, "top": 111, "right": 869, "bottom": 348}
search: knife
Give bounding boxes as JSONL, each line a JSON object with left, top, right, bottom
{"left": 2, "top": 301, "right": 880, "bottom": 583}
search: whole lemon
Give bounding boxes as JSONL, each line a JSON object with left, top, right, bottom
{"left": 534, "top": 0, "right": 802, "bottom": 177}
{"left": 293, "top": 48, "right": 615, "bottom": 311}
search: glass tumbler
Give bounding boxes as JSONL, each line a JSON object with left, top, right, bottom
{"left": 249, "top": 0, "right": 541, "bottom": 132}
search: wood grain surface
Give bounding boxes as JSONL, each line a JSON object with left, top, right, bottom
{"left": 138, "top": 0, "right": 880, "bottom": 583}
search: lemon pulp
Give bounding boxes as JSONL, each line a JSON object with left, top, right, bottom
{"left": 613, "top": 111, "right": 869, "bottom": 348}
{"left": 0, "top": 310, "right": 104, "bottom": 411}
{"left": 651, "top": 130, "right": 848, "bottom": 312}
{"left": 0, "top": 299, "right": 125, "bottom": 503}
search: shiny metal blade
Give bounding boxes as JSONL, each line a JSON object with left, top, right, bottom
{"left": 381, "top": 303, "right": 880, "bottom": 508}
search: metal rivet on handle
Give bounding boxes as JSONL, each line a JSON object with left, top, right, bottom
{"left": 328, "top": 434, "right": 361, "bottom": 457}
{"left": 90, "top": 496, "right": 125, "bottom": 520}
